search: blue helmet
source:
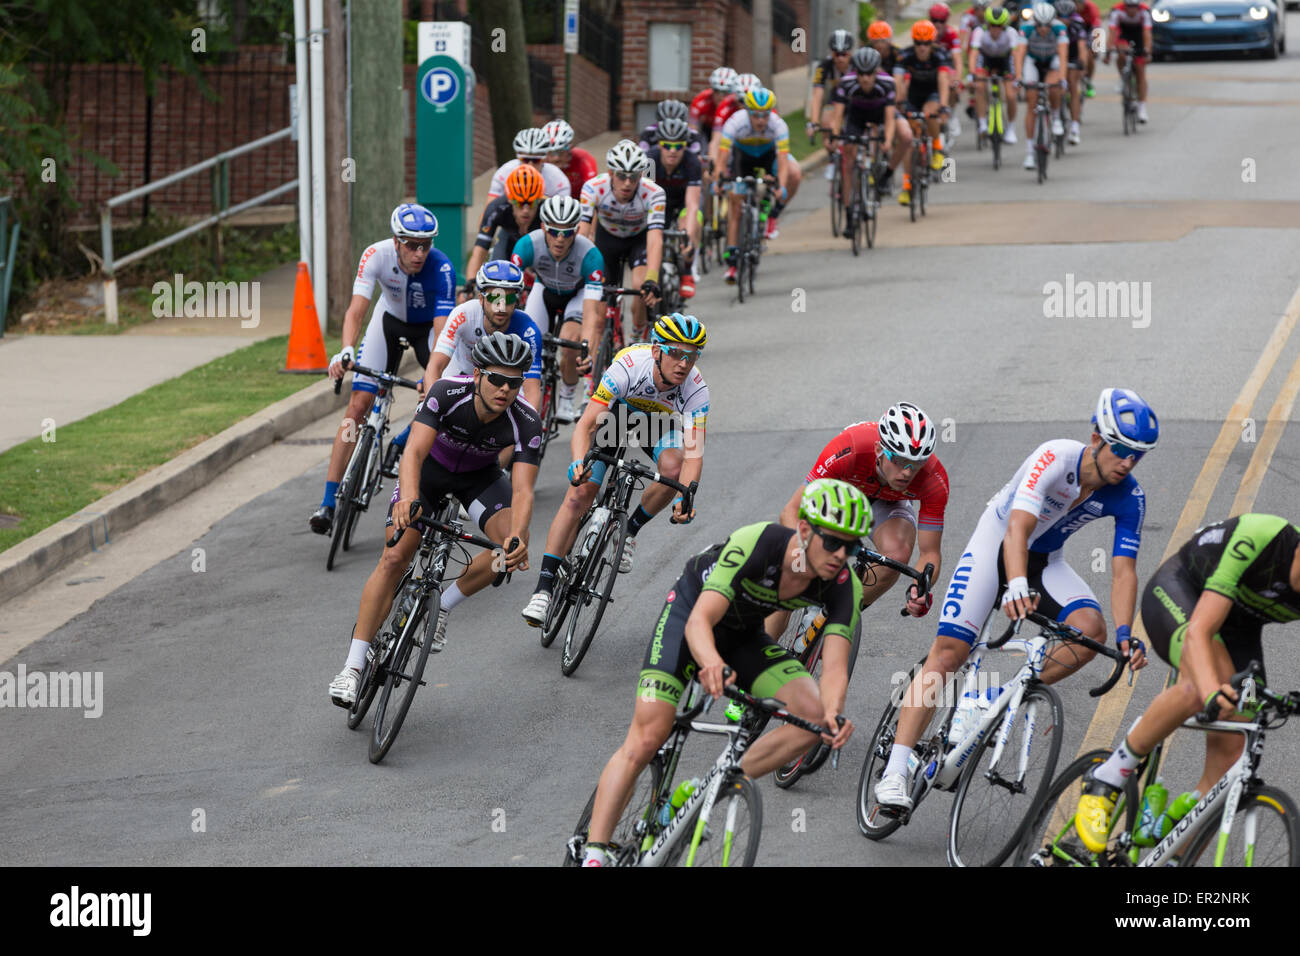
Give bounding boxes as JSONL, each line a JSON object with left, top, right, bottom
{"left": 1092, "top": 388, "right": 1158, "bottom": 451}
{"left": 391, "top": 203, "right": 438, "bottom": 239}
{"left": 475, "top": 259, "right": 526, "bottom": 292}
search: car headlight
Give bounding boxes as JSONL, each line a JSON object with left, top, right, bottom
{"left": 1247, "top": 5, "right": 1269, "bottom": 18}
{"left": 1151, "top": 8, "right": 1171, "bottom": 20}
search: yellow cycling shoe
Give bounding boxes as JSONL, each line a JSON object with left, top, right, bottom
{"left": 931, "top": 149, "right": 945, "bottom": 171}
{"left": 898, "top": 189, "right": 911, "bottom": 205}
{"left": 1074, "top": 769, "right": 1120, "bottom": 853}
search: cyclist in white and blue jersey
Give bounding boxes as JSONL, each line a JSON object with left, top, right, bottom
{"left": 310, "top": 204, "right": 456, "bottom": 536}
{"left": 875, "top": 388, "right": 1156, "bottom": 811}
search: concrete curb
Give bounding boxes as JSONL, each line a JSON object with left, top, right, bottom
{"left": 0, "top": 376, "right": 349, "bottom": 606}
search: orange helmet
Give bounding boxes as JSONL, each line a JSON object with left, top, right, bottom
{"left": 504, "top": 164, "right": 545, "bottom": 204}
{"left": 911, "top": 19, "right": 937, "bottom": 41}
{"left": 867, "top": 20, "right": 894, "bottom": 39}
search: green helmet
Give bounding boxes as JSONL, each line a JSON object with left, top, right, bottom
{"left": 985, "top": 5, "right": 1011, "bottom": 25}
{"left": 799, "top": 478, "right": 871, "bottom": 539}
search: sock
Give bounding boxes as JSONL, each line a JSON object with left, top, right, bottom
{"left": 536, "top": 553, "right": 563, "bottom": 594}
{"left": 323, "top": 481, "right": 340, "bottom": 508}
{"left": 691, "top": 248, "right": 700, "bottom": 276}
{"left": 1095, "top": 738, "right": 1144, "bottom": 789}
{"left": 390, "top": 424, "right": 410, "bottom": 450}
{"left": 440, "top": 581, "right": 466, "bottom": 612}
{"left": 558, "top": 380, "right": 576, "bottom": 400}
{"left": 345, "top": 638, "right": 369, "bottom": 672}
{"left": 627, "top": 505, "right": 654, "bottom": 537}
{"left": 769, "top": 199, "right": 786, "bottom": 219}
{"left": 885, "top": 743, "right": 913, "bottom": 778}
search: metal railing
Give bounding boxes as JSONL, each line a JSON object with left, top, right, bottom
{"left": 98, "top": 127, "right": 297, "bottom": 325}
{"left": 0, "top": 198, "right": 19, "bottom": 338}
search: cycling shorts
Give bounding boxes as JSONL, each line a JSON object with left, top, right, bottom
{"left": 637, "top": 566, "right": 810, "bottom": 707}
{"left": 976, "top": 54, "right": 1013, "bottom": 75}
{"left": 594, "top": 223, "right": 648, "bottom": 283}
{"left": 1022, "top": 57, "right": 1061, "bottom": 84}
{"left": 733, "top": 148, "right": 779, "bottom": 180}
{"left": 906, "top": 87, "right": 942, "bottom": 111}
{"left": 870, "top": 497, "right": 917, "bottom": 532}
{"left": 524, "top": 282, "right": 584, "bottom": 335}
{"left": 387, "top": 460, "right": 512, "bottom": 534}
{"left": 353, "top": 311, "right": 436, "bottom": 395}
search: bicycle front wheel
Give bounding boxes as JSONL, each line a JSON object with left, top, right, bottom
{"left": 369, "top": 585, "right": 439, "bottom": 763}
{"left": 1014, "top": 748, "right": 1137, "bottom": 866}
{"left": 775, "top": 615, "right": 861, "bottom": 788}
{"left": 328, "top": 427, "right": 373, "bottom": 570}
{"left": 564, "top": 756, "right": 664, "bottom": 866}
{"left": 1180, "top": 784, "right": 1300, "bottom": 867}
{"left": 539, "top": 560, "right": 572, "bottom": 649}
{"left": 947, "top": 683, "right": 1064, "bottom": 867}
{"left": 829, "top": 160, "right": 844, "bottom": 237}
{"left": 561, "top": 510, "right": 628, "bottom": 676}
{"left": 674, "top": 774, "right": 762, "bottom": 867}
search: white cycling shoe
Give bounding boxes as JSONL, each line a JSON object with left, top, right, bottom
{"left": 618, "top": 535, "right": 636, "bottom": 573}
{"left": 1002, "top": 128, "right": 1018, "bottom": 145}
{"left": 522, "top": 590, "right": 551, "bottom": 627}
{"left": 1068, "top": 121, "right": 1081, "bottom": 145}
{"left": 874, "top": 772, "right": 914, "bottom": 811}
{"left": 329, "top": 667, "right": 360, "bottom": 707}
{"left": 1051, "top": 116, "right": 1065, "bottom": 137}
{"left": 1022, "top": 150, "right": 1036, "bottom": 169}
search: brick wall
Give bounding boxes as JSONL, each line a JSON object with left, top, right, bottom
{"left": 620, "top": 0, "right": 731, "bottom": 134}
{"left": 525, "top": 44, "right": 611, "bottom": 142}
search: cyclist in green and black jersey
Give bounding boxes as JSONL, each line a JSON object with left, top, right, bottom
{"left": 1075, "top": 513, "right": 1300, "bottom": 852}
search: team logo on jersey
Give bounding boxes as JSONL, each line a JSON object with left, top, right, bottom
{"left": 357, "top": 246, "right": 376, "bottom": 278}
{"left": 528, "top": 435, "right": 542, "bottom": 449}
{"left": 410, "top": 282, "right": 426, "bottom": 309}
{"left": 666, "top": 589, "right": 676, "bottom": 603}
{"left": 837, "top": 567, "right": 851, "bottom": 585}
{"left": 591, "top": 270, "right": 604, "bottom": 283}
{"left": 1025, "top": 449, "right": 1056, "bottom": 491}
{"left": 426, "top": 397, "right": 439, "bottom": 413}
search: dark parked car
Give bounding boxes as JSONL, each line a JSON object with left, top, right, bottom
{"left": 1150, "top": 0, "right": 1287, "bottom": 58}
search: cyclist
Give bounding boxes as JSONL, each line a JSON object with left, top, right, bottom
{"left": 1106, "top": 0, "right": 1153, "bottom": 124}
{"left": 310, "top": 204, "right": 456, "bottom": 536}
{"left": 541, "top": 119, "right": 599, "bottom": 199}
{"left": 716, "top": 87, "right": 800, "bottom": 278}
{"left": 327, "top": 332, "right": 541, "bottom": 706}
{"left": 639, "top": 99, "right": 704, "bottom": 156}
{"left": 779, "top": 403, "right": 947, "bottom": 618}
{"left": 894, "top": 20, "right": 954, "bottom": 194}
{"left": 578, "top": 140, "right": 666, "bottom": 345}
{"left": 485, "top": 128, "right": 571, "bottom": 202}
{"left": 463, "top": 164, "right": 544, "bottom": 304}
{"left": 1014, "top": 2, "right": 1068, "bottom": 169}
{"left": 827, "top": 47, "right": 909, "bottom": 224}
{"left": 690, "top": 66, "right": 738, "bottom": 144}
{"left": 521, "top": 313, "right": 709, "bottom": 626}
{"left": 707, "top": 72, "right": 762, "bottom": 176}
{"left": 808, "top": 28, "right": 857, "bottom": 168}
{"left": 929, "top": 4, "right": 965, "bottom": 139}
{"left": 1056, "top": 0, "right": 1088, "bottom": 144}
{"left": 1074, "top": 514, "right": 1300, "bottom": 852}
{"left": 874, "top": 388, "right": 1156, "bottom": 811}
{"left": 969, "top": 6, "right": 1022, "bottom": 143}
{"left": 866, "top": 21, "right": 903, "bottom": 75}
{"left": 512, "top": 195, "right": 606, "bottom": 423}
{"left": 1077, "top": 0, "right": 1102, "bottom": 96}
{"left": 645, "top": 116, "right": 703, "bottom": 300}
{"left": 576, "top": 478, "right": 866, "bottom": 866}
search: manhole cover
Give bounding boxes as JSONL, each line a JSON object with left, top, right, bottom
{"left": 0, "top": 514, "right": 19, "bottom": 529}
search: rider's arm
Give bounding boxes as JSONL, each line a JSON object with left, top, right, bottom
{"left": 1001, "top": 510, "right": 1036, "bottom": 585}
{"left": 830, "top": 101, "right": 846, "bottom": 138}
{"left": 644, "top": 225, "right": 664, "bottom": 278}
{"left": 568, "top": 398, "right": 606, "bottom": 465}
{"left": 1182, "top": 590, "right": 1236, "bottom": 708}
{"left": 1013, "top": 44, "right": 1026, "bottom": 78}
{"left": 915, "top": 528, "right": 943, "bottom": 592}
{"left": 809, "top": 84, "right": 826, "bottom": 126}
{"left": 884, "top": 104, "right": 897, "bottom": 149}
{"left": 775, "top": 151, "right": 792, "bottom": 198}
{"left": 464, "top": 244, "right": 488, "bottom": 288}
{"left": 684, "top": 184, "right": 702, "bottom": 249}
{"left": 340, "top": 294, "right": 371, "bottom": 355}
{"left": 683, "top": 589, "right": 730, "bottom": 678}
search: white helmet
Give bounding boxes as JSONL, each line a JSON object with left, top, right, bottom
{"left": 710, "top": 66, "right": 738, "bottom": 93}
{"left": 1032, "top": 1, "right": 1057, "bottom": 23}
{"left": 542, "top": 119, "right": 575, "bottom": 151}
{"left": 539, "top": 194, "right": 582, "bottom": 229}
{"left": 735, "top": 73, "right": 763, "bottom": 96}
{"left": 606, "top": 139, "right": 648, "bottom": 175}
{"left": 878, "top": 402, "right": 937, "bottom": 461}
{"left": 514, "top": 128, "right": 547, "bottom": 159}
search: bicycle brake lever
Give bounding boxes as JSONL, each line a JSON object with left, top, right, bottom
{"left": 492, "top": 536, "right": 521, "bottom": 587}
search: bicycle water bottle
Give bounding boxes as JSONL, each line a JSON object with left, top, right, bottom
{"left": 578, "top": 507, "right": 609, "bottom": 559}
{"left": 659, "top": 778, "right": 701, "bottom": 826}
{"left": 1133, "top": 778, "right": 1168, "bottom": 847}
{"left": 394, "top": 591, "right": 415, "bottom": 630}
{"left": 950, "top": 686, "right": 993, "bottom": 742}
{"left": 1152, "top": 789, "right": 1201, "bottom": 841}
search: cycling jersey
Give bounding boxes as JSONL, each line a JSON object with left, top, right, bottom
{"left": 474, "top": 196, "right": 526, "bottom": 258}
{"left": 646, "top": 146, "right": 703, "bottom": 216}
{"left": 805, "top": 420, "right": 948, "bottom": 532}
{"left": 560, "top": 148, "right": 600, "bottom": 199}
{"left": 877, "top": 43, "right": 903, "bottom": 74}
{"left": 1020, "top": 20, "right": 1068, "bottom": 62}
{"left": 638, "top": 122, "right": 704, "bottom": 155}
{"left": 971, "top": 25, "right": 1023, "bottom": 57}
{"left": 579, "top": 173, "right": 667, "bottom": 239}
{"left": 718, "top": 110, "right": 791, "bottom": 158}
{"left": 830, "top": 72, "right": 898, "bottom": 127}
{"left": 486, "top": 159, "right": 572, "bottom": 201}
{"left": 712, "top": 94, "right": 742, "bottom": 131}
{"left": 352, "top": 240, "right": 456, "bottom": 325}
{"left": 1109, "top": 2, "right": 1153, "bottom": 41}
{"left": 813, "top": 55, "right": 851, "bottom": 90}
{"left": 433, "top": 300, "right": 543, "bottom": 381}
{"left": 411, "top": 376, "right": 542, "bottom": 473}
{"left": 689, "top": 88, "right": 721, "bottom": 135}
{"left": 895, "top": 47, "right": 955, "bottom": 102}
{"left": 1062, "top": 12, "right": 1090, "bottom": 58}
{"left": 936, "top": 24, "right": 963, "bottom": 57}
{"left": 511, "top": 230, "right": 605, "bottom": 297}
{"left": 591, "top": 343, "right": 710, "bottom": 430}
{"left": 1078, "top": 0, "right": 1101, "bottom": 28}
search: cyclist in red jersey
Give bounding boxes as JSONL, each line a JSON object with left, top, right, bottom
{"left": 690, "top": 67, "right": 735, "bottom": 140}
{"left": 930, "top": 3, "right": 965, "bottom": 139}
{"left": 1075, "top": 0, "right": 1101, "bottom": 94}
{"left": 542, "top": 120, "right": 599, "bottom": 199}
{"left": 779, "top": 404, "right": 948, "bottom": 616}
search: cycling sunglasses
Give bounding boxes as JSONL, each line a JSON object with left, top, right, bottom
{"left": 814, "top": 528, "right": 863, "bottom": 557}
{"left": 881, "top": 446, "right": 925, "bottom": 472}
{"left": 483, "top": 371, "right": 525, "bottom": 389}
{"left": 1104, "top": 439, "right": 1146, "bottom": 462}
{"left": 482, "top": 289, "right": 521, "bottom": 306}
{"left": 659, "top": 140, "right": 687, "bottom": 151}
{"left": 613, "top": 171, "right": 642, "bottom": 183}
{"left": 397, "top": 237, "right": 432, "bottom": 252}
{"left": 660, "top": 345, "right": 698, "bottom": 363}
{"left": 545, "top": 226, "right": 577, "bottom": 238}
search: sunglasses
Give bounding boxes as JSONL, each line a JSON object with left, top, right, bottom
{"left": 398, "top": 237, "right": 432, "bottom": 252}
{"left": 509, "top": 199, "right": 539, "bottom": 210}
{"left": 613, "top": 171, "right": 641, "bottom": 183}
{"left": 747, "top": 109, "right": 772, "bottom": 117}
{"left": 545, "top": 226, "right": 577, "bottom": 238}
{"left": 914, "top": 40, "right": 933, "bottom": 46}
{"left": 659, "top": 345, "right": 698, "bottom": 363}
{"left": 814, "top": 528, "right": 863, "bottom": 557}
{"left": 482, "top": 371, "right": 525, "bottom": 389}
{"left": 482, "top": 289, "right": 521, "bottom": 306}
{"left": 1104, "top": 440, "right": 1146, "bottom": 462}
{"left": 659, "top": 140, "right": 687, "bottom": 151}
{"left": 882, "top": 447, "right": 924, "bottom": 472}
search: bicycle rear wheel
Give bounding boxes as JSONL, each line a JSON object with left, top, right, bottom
{"left": 673, "top": 774, "right": 762, "bottom": 867}
{"left": 343, "top": 427, "right": 381, "bottom": 551}
{"left": 539, "top": 560, "right": 572, "bottom": 649}
{"left": 947, "top": 683, "right": 1064, "bottom": 867}
{"left": 1014, "top": 749, "right": 1137, "bottom": 866}
{"left": 564, "top": 755, "right": 665, "bottom": 866}
{"left": 369, "top": 585, "right": 439, "bottom": 763}
{"left": 829, "top": 160, "right": 844, "bottom": 237}
{"left": 1180, "top": 784, "right": 1300, "bottom": 867}
{"left": 561, "top": 510, "right": 628, "bottom": 676}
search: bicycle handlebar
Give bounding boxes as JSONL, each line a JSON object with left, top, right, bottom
{"left": 580, "top": 448, "right": 698, "bottom": 518}
{"left": 1196, "top": 660, "right": 1264, "bottom": 724}
{"left": 385, "top": 501, "right": 515, "bottom": 587}
{"left": 719, "top": 667, "right": 839, "bottom": 739}
{"left": 334, "top": 355, "right": 424, "bottom": 395}
{"left": 541, "top": 333, "right": 588, "bottom": 360}
{"left": 990, "top": 606, "right": 1129, "bottom": 697}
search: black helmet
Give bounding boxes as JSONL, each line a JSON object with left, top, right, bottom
{"left": 829, "top": 28, "right": 854, "bottom": 52}
{"left": 851, "top": 46, "right": 883, "bottom": 74}
{"left": 472, "top": 331, "right": 533, "bottom": 371}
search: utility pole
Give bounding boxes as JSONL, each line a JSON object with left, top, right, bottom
{"left": 753, "top": 0, "right": 774, "bottom": 85}
{"left": 325, "top": 0, "right": 350, "bottom": 321}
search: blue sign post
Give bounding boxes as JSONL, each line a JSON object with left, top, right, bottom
{"left": 416, "top": 54, "right": 474, "bottom": 282}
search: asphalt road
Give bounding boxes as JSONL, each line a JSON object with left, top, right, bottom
{"left": 3, "top": 39, "right": 1300, "bottom": 867}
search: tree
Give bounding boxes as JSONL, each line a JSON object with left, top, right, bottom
{"left": 469, "top": 0, "right": 535, "bottom": 164}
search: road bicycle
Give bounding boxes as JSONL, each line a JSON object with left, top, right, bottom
{"left": 535, "top": 332, "right": 587, "bottom": 463}
{"left": 770, "top": 553, "right": 934, "bottom": 789}
{"left": 975, "top": 73, "right": 1010, "bottom": 170}
{"left": 1054, "top": 82, "right": 1071, "bottom": 159}
{"left": 563, "top": 669, "right": 836, "bottom": 866}
{"left": 327, "top": 357, "right": 421, "bottom": 571}
{"left": 1116, "top": 44, "right": 1142, "bottom": 135}
{"left": 539, "top": 445, "right": 696, "bottom": 677}
{"left": 1030, "top": 80, "right": 1054, "bottom": 184}
{"left": 1017, "top": 660, "right": 1300, "bottom": 867}
{"left": 828, "top": 130, "right": 886, "bottom": 256}
{"left": 728, "top": 173, "right": 774, "bottom": 303}
{"left": 590, "top": 285, "right": 645, "bottom": 383}
{"left": 659, "top": 227, "right": 691, "bottom": 315}
{"left": 346, "top": 496, "right": 513, "bottom": 763}
{"left": 903, "top": 109, "right": 933, "bottom": 221}
{"left": 856, "top": 607, "right": 1128, "bottom": 867}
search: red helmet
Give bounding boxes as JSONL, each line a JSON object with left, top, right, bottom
{"left": 929, "top": 2, "right": 951, "bottom": 22}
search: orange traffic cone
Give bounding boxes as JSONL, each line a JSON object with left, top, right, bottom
{"left": 283, "top": 261, "right": 328, "bottom": 373}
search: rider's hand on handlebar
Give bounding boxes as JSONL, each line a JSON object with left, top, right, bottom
{"left": 669, "top": 495, "right": 695, "bottom": 524}
{"left": 1117, "top": 626, "right": 1148, "bottom": 672}
{"left": 392, "top": 496, "right": 422, "bottom": 533}
{"left": 328, "top": 345, "right": 356, "bottom": 380}
{"left": 1000, "top": 577, "right": 1039, "bottom": 620}
{"left": 699, "top": 658, "right": 733, "bottom": 699}
{"left": 502, "top": 534, "right": 529, "bottom": 572}
{"left": 1205, "top": 683, "right": 1240, "bottom": 721}
{"left": 640, "top": 279, "right": 661, "bottom": 306}
{"left": 822, "top": 709, "right": 854, "bottom": 749}
{"left": 905, "top": 584, "right": 933, "bottom": 618}
{"left": 567, "top": 459, "right": 592, "bottom": 486}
